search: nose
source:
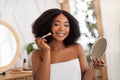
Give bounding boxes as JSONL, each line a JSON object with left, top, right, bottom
{"left": 59, "top": 25, "right": 65, "bottom": 30}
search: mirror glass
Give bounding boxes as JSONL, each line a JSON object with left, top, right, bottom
{"left": 0, "top": 20, "right": 20, "bottom": 72}
{"left": 90, "top": 37, "right": 107, "bottom": 58}
{"left": 0, "top": 25, "right": 16, "bottom": 67}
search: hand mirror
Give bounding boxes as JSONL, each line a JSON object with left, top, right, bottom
{"left": 90, "top": 37, "right": 107, "bottom": 59}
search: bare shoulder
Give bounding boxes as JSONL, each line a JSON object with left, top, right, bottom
{"left": 73, "top": 43, "right": 83, "bottom": 50}
{"left": 73, "top": 43, "right": 85, "bottom": 57}
{"left": 31, "top": 49, "right": 42, "bottom": 61}
{"left": 32, "top": 50, "right": 39, "bottom": 57}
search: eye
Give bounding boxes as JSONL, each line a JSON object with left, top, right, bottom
{"left": 53, "top": 22, "right": 60, "bottom": 26}
{"left": 64, "top": 23, "right": 69, "bottom": 27}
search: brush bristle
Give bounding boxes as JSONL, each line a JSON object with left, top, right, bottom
{"left": 50, "top": 31, "right": 53, "bottom": 34}
{"left": 51, "top": 31, "right": 55, "bottom": 34}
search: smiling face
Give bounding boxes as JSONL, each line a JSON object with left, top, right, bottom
{"left": 51, "top": 14, "right": 70, "bottom": 42}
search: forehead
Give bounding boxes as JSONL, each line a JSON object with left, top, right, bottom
{"left": 53, "top": 14, "right": 69, "bottom": 22}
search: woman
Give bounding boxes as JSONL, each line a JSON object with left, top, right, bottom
{"left": 32, "top": 8, "right": 105, "bottom": 80}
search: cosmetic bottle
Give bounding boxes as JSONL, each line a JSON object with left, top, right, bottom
{"left": 23, "top": 58, "right": 27, "bottom": 70}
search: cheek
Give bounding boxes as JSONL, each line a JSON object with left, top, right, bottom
{"left": 67, "top": 27, "right": 70, "bottom": 33}
{"left": 51, "top": 26, "right": 55, "bottom": 32}
{"left": 51, "top": 26, "right": 57, "bottom": 30}
{"left": 66, "top": 28, "right": 70, "bottom": 37}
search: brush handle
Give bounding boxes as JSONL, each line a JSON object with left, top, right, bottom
{"left": 42, "top": 32, "right": 52, "bottom": 38}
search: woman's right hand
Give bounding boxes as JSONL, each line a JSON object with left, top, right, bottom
{"left": 35, "top": 37, "right": 50, "bottom": 51}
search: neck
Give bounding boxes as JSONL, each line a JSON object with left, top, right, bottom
{"left": 50, "top": 41, "right": 66, "bottom": 51}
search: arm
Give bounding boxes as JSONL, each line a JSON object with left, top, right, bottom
{"left": 76, "top": 43, "right": 95, "bottom": 80}
{"left": 32, "top": 50, "right": 50, "bottom": 80}
{"left": 32, "top": 38, "right": 51, "bottom": 80}
{"left": 82, "top": 67, "right": 95, "bottom": 80}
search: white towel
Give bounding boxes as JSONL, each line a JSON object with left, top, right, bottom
{"left": 50, "top": 59, "right": 81, "bottom": 80}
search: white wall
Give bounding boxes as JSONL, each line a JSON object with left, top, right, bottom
{"left": 0, "top": 0, "right": 60, "bottom": 68}
{"left": 100, "top": 0, "right": 120, "bottom": 80}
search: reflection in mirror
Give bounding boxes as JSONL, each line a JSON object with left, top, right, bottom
{"left": 0, "top": 25, "right": 16, "bottom": 67}
{"left": 0, "top": 20, "right": 20, "bottom": 72}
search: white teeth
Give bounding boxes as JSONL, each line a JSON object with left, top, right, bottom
{"left": 57, "top": 33, "right": 64, "bottom": 37}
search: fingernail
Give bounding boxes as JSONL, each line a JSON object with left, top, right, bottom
{"left": 101, "top": 60, "right": 105, "bottom": 64}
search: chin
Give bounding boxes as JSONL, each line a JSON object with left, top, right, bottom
{"left": 57, "top": 38, "right": 65, "bottom": 42}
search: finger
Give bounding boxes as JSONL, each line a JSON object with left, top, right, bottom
{"left": 93, "top": 58, "right": 97, "bottom": 65}
{"left": 41, "top": 38, "right": 47, "bottom": 44}
{"left": 92, "top": 58, "right": 98, "bottom": 68}
{"left": 100, "top": 59, "right": 105, "bottom": 64}
{"left": 97, "top": 58, "right": 101, "bottom": 65}
{"left": 35, "top": 37, "right": 43, "bottom": 47}
{"left": 100, "top": 60, "right": 107, "bottom": 67}
{"left": 94, "top": 58, "right": 100, "bottom": 68}
{"left": 98, "top": 59, "right": 106, "bottom": 67}
{"left": 93, "top": 58, "right": 102, "bottom": 68}
{"left": 38, "top": 38, "right": 48, "bottom": 48}
{"left": 92, "top": 57, "right": 96, "bottom": 62}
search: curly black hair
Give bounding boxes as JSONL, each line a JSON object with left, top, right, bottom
{"left": 32, "top": 8, "right": 81, "bottom": 47}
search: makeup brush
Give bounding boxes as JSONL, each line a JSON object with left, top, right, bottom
{"left": 42, "top": 31, "right": 54, "bottom": 38}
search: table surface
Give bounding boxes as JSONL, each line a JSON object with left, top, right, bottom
{"left": 0, "top": 68, "right": 32, "bottom": 80}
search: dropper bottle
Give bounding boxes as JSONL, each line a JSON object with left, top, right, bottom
{"left": 23, "top": 58, "right": 27, "bottom": 70}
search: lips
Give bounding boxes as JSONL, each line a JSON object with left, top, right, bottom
{"left": 55, "top": 32, "right": 66, "bottom": 37}
{"left": 57, "top": 33, "right": 65, "bottom": 37}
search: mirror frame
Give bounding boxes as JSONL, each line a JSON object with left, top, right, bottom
{"left": 0, "top": 19, "right": 20, "bottom": 72}
{"left": 60, "top": 0, "right": 107, "bottom": 80}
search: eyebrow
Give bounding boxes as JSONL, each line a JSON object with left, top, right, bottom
{"left": 53, "top": 20, "right": 69, "bottom": 23}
